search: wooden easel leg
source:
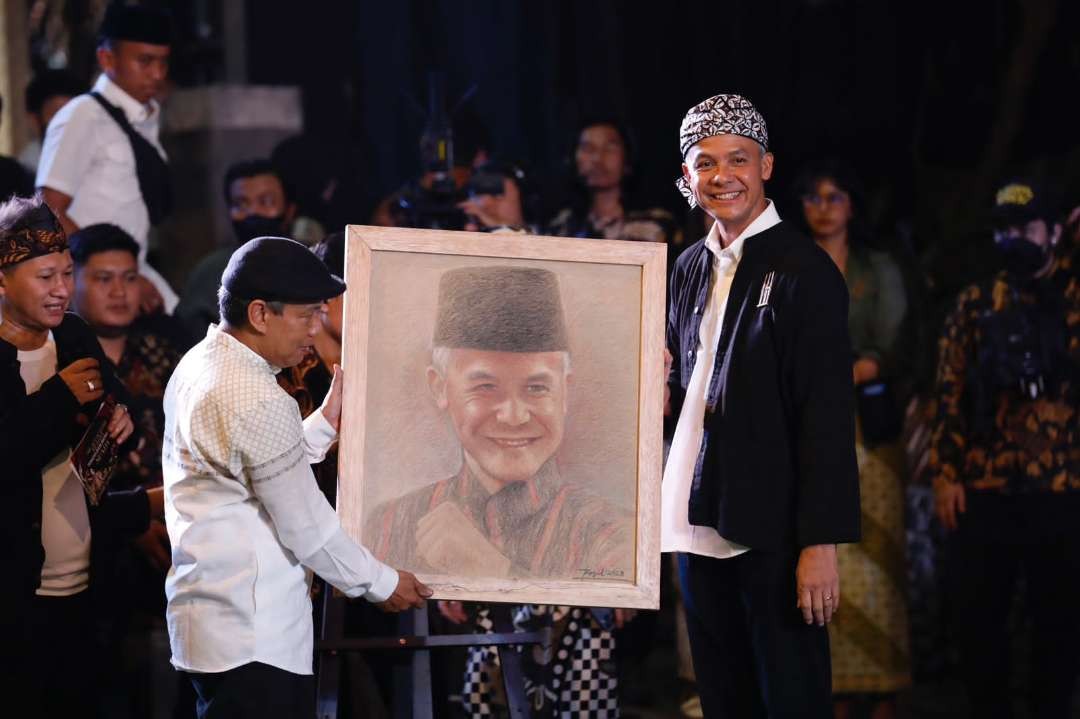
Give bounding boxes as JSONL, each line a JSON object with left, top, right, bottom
{"left": 490, "top": 606, "right": 532, "bottom": 719}
{"left": 316, "top": 585, "right": 345, "bottom": 719}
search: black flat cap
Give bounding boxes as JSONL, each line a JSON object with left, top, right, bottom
{"left": 433, "top": 266, "right": 568, "bottom": 353}
{"left": 222, "top": 236, "right": 346, "bottom": 304}
{"left": 99, "top": 3, "right": 173, "bottom": 46}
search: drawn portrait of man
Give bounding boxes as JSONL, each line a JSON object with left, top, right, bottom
{"left": 363, "top": 265, "right": 635, "bottom": 582}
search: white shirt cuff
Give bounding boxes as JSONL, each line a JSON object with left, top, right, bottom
{"left": 364, "top": 563, "right": 400, "bottom": 603}
{"left": 301, "top": 409, "right": 337, "bottom": 463}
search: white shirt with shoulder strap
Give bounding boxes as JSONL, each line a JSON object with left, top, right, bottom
{"left": 162, "top": 325, "right": 399, "bottom": 675}
{"left": 36, "top": 74, "right": 178, "bottom": 312}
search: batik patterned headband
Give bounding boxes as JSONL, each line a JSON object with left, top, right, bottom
{"left": 0, "top": 226, "right": 68, "bottom": 268}
{"left": 675, "top": 93, "right": 768, "bottom": 208}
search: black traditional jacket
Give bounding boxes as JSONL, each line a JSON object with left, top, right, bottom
{"left": 667, "top": 221, "right": 861, "bottom": 551}
{"left": 0, "top": 313, "right": 148, "bottom": 624}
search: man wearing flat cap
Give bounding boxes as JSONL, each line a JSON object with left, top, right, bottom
{"left": 365, "top": 265, "right": 633, "bottom": 581}
{"left": 162, "top": 236, "right": 430, "bottom": 718}
{"left": 664, "top": 93, "right": 860, "bottom": 717}
{"left": 37, "top": 2, "right": 177, "bottom": 315}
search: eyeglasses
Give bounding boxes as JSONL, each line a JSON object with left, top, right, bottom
{"left": 801, "top": 192, "right": 849, "bottom": 208}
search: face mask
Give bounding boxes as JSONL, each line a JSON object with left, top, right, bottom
{"left": 232, "top": 214, "right": 288, "bottom": 244}
{"left": 995, "top": 236, "right": 1049, "bottom": 280}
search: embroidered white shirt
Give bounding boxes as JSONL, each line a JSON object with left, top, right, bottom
{"left": 661, "top": 201, "right": 781, "bottom": 558}
{"left": 163, "top": 325, "right": 398, "bottom": 675}
{"left": 36, "top": 74, "right": 178, "bottom": 312}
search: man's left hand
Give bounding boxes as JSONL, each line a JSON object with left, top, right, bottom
{"left": 319, "top": 364, "right": 344, "bottom": 431}
{"left": 796, "top": 544, "right": 839, "bottom": 626}
{"left": 108, "top": 402, "right": 135, "bottom": 444}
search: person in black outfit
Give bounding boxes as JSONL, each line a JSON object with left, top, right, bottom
{"left": 0, "top": 195, "right": 160, "bottom": 718}
{"left": 663, "top": 94, "right": 860, "bottom": 718}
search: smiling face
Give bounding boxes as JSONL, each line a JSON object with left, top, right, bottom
{"left": 682, "top": 134, "right": 773, "bottom": 240}
{"left": 73, "top": 249, "right": 139, "bottom": 334}
{"left": 0, "top": 251, "right": 74, "bottom": 332}
{"left": 428, "top": 348, "right": 569, "bottom": 493}
{"left": 259, "top": 301, "right": 326, "bottom": 368}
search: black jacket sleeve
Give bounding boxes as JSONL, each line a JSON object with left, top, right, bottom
{"left": 788, "top": 257, "right": 861, "bottom": 547}
{"left": 0, "top": 369, "right": 81, "bottom": 477}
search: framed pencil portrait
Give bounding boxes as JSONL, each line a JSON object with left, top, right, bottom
{"left": 336, "top": 225, "right": 665, "bottom": 609}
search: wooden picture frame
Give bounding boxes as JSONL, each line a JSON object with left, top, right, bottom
{"left": 337, "top": 225, "right": 665, "bottom": 609}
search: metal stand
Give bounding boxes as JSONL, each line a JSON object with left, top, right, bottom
{"left": 317, "top": 592, "right": 549, "bottom": 719}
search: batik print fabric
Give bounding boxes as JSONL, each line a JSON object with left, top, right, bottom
{"left": 929, "top": 258, "right": 1080, "bottom": 494}
{"left": 109, "top": 317, "right": 189, "bottom": 491}
{"left": 366, "top": 461, "right": 634, "bottom": 581}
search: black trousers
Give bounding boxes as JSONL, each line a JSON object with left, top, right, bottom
{"left": 945, "top": 492, "right": 1080, "bottom": 719}
{"left": 678, "top": 549, "right": 832, "bottom": 719}
{"left": 30, "top": 591, "right": 101, "bottom": 719}
{"left": 184, "top": 662, "right": 315, "bottom": 719}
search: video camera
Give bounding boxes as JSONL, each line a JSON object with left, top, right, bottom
{"left": 390, "top": 75, "right": 514, "bottom": 231}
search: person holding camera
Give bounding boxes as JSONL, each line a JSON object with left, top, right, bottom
{"left": 930, "top": 179, "right": 1080, "bottom": 719}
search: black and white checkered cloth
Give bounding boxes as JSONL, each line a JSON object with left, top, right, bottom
{"left": 461, "top": 606, "right": 620, "bottom": 718}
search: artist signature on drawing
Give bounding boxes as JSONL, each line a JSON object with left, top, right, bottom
{"left": 578, "top": 567, "right": 626, "bottom": 579}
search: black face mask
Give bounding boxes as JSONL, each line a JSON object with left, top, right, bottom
{"left": 232, "top": 214, "right": 288, "bottom": 244}
{"left": 995, "top": 236, "right": 1049, "bottom": 280}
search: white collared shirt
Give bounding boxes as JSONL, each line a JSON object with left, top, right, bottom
{"left": 36, "top": 74, "right": 178, "bottom": 312}
{"left": 661, "top": 201, "right": 782, "bottom": 558}
{"left": 163, "top": 326, "right": 398, "bottom": 675}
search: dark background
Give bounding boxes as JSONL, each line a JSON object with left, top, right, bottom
{"left": 39, "top": 0, "right": 1080, "bottom": 319}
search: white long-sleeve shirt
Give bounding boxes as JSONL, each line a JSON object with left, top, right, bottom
{"left": 661, "top": 201, "right": 781, "bottom": 558}
{"left": 163, "top": 325, "right": 398, "bottom": 675}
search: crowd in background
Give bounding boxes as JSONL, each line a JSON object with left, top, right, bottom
{"left": 1, "top": 4, "right": 1078, "bottom": 719}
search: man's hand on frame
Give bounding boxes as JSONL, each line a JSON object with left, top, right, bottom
{"left": 376, "top": 569, "right": 432, "bottom": 612}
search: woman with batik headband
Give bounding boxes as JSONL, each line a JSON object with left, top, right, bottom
{"left": 547, "top": 117, "right": 681, "bottom": 247}
{"left": 0, "top": 194, "right": 158, "bottom": 717}
{"left": 795, "top": 160, "right": 912, "bottom": 719}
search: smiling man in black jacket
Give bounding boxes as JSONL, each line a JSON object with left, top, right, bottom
{"left": 662, "top": 94, "right": 860, "bottom": 718}
{"left": 0, "top": 195, "right": 157, "bottom": 717}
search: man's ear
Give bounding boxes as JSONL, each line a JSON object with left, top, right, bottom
{"left": 681, "top": 162, "right": 691, "bottom": 183}
{"left": 246, "top": 299, "right": 270, "bottom": 334}
{"left": 284, "top": 202, "right": 298, "bottom": 225}
{"left": 562, "top": 372, "right": 572, "bottom": 415}
{"left": 427, "top": 366, "right": 448, "bottom": 411}
{"left": 96, "top": 45, "right": 116, "bottom": 75}
{"left": 761, "top": 152, "right": 775, "bottom": 181}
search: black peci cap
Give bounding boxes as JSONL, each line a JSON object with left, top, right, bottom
{"left": 433, "top": 266, "right": 569, "bottom": 353}
{"left": 99, "top": 2, "right": 173, "bottom": 46}
{"left": 222, "top": 236, "right": 346, "bottom": 304}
